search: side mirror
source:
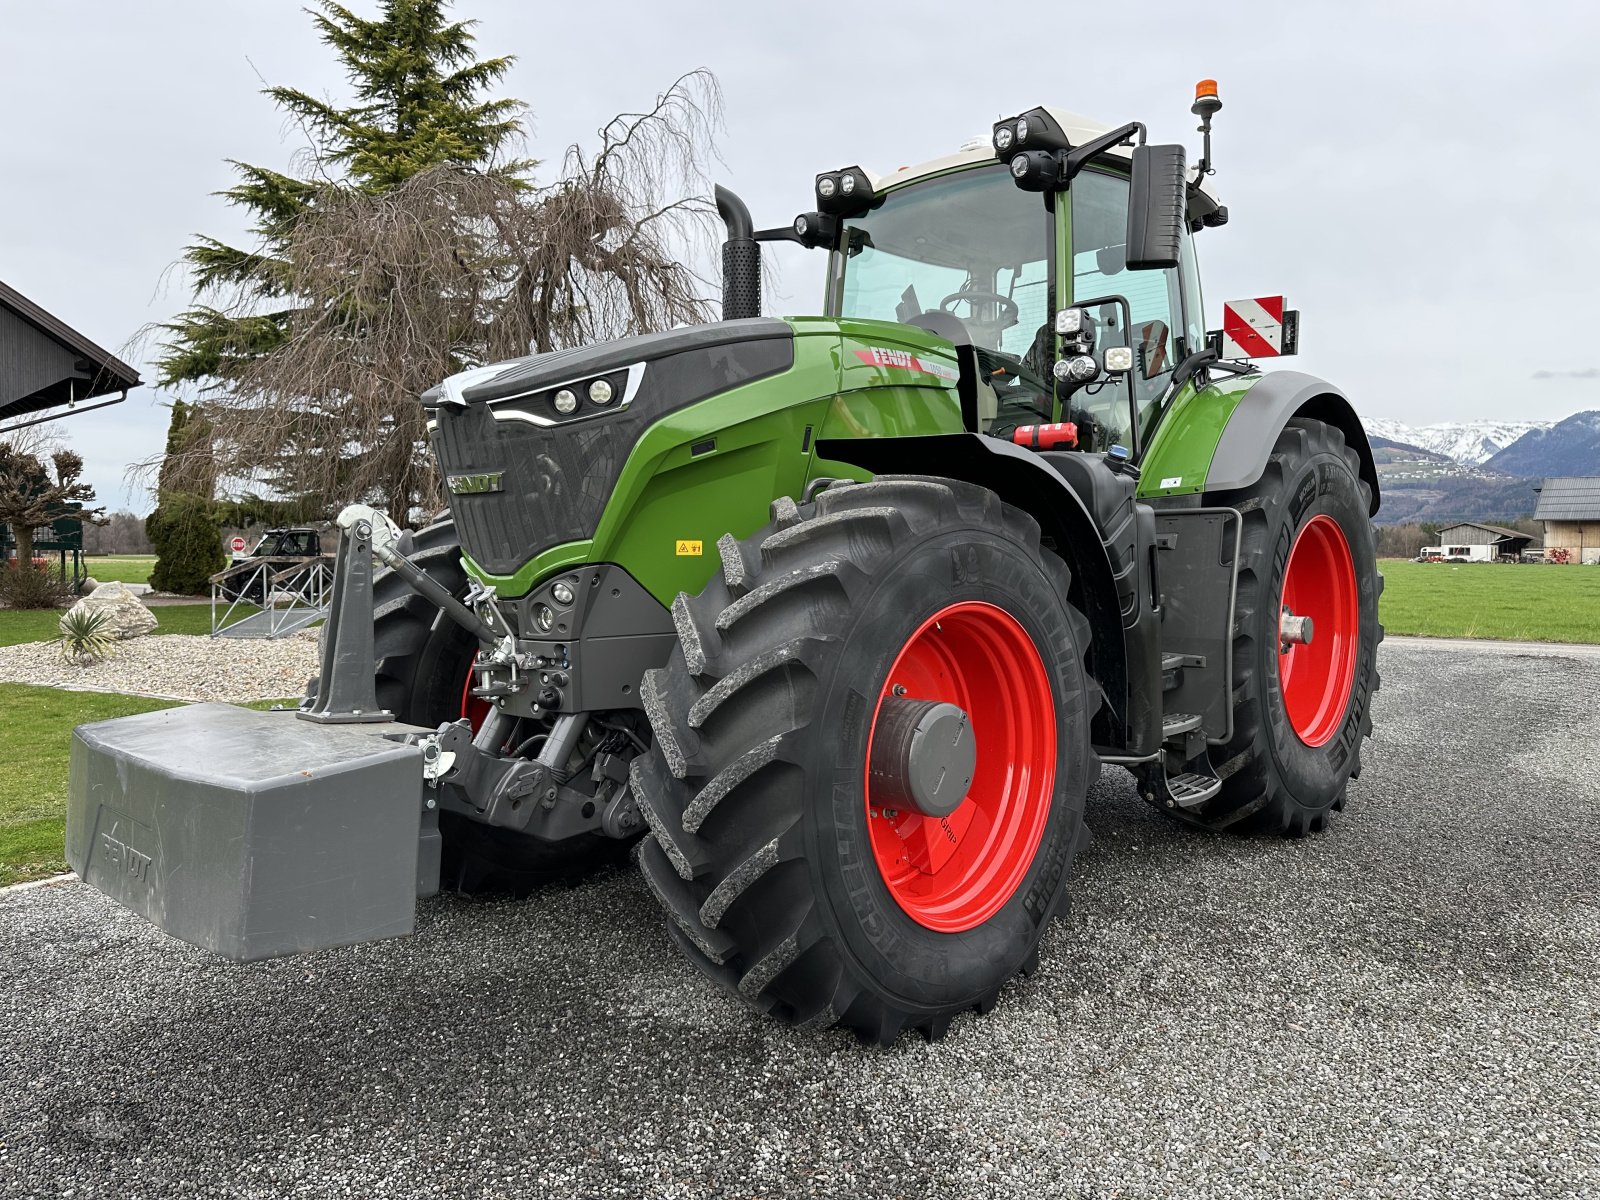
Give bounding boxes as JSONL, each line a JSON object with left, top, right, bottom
{"left": 1126, "top": 144, "right": 1186, "bottom": 271}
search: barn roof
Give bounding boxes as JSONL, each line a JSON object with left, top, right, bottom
{"left": 1437, "top": 521, "right": 1534, "bottom": 541}
{"left": 1533, "top": 477, "right": 1600, "bottom": 522}
{"left": 1, "top": 278, "right": 142, "bottom": 433}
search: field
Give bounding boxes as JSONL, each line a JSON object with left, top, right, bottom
{"left": 84, "top": 554, "right": 157, "bottom": 584}
{"left": 1378, "top": 558, "right": 1600, "bottom": 642}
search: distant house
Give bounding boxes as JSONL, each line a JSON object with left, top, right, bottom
{"left": 1429, "top": 521, "right": 1539, "bottom": 562}
{"left": 1, "top": 278, "right": 141, "bottom": 435}
{"left": 1534, "top": 478, "right": 1600, "bottom": 564}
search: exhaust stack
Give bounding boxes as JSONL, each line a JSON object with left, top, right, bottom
{"left": 715, "top": 184, "right": 761, "bottom": 321}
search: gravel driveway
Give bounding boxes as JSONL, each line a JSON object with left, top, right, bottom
{"left": 2, "top": 638, "right": 1596, "bottom": 1199}
{"left": 0, "top": 631, "right": 318, "bottom": 703}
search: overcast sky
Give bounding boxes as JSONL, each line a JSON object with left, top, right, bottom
{"left": 3, "top": 0, "right": 1596, "bottom": 511}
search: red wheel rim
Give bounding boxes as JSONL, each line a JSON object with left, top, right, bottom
{"left": 1279, "top": 514, "right": 1359, "bottom": 747}
{"left": 460, "top": 654, "right": 492, "bottom": 733}
{"left": 864, "top": 601, "right": 1056, "bottom": 933}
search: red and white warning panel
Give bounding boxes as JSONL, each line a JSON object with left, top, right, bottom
{"left": 1220, "top": 296, "right": 1299, "bottom": 359}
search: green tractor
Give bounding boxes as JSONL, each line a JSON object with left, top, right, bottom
{"left": 67, "top": 87, "right": 1381, "bottom": 1045}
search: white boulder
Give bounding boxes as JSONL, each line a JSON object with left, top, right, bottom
{"left": 61, "top": 580, "right": 158, "bottom": 640}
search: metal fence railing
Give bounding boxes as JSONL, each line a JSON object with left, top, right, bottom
{"left": 209, "top": 555, "right": 336, "bottom": 638}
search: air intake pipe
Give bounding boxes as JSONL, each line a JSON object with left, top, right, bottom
{"left": 715, "top": 184, "right": 761, "bottom": 321}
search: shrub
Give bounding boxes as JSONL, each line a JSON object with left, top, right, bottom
{"left": 0, "top": 563, "right": 70, "bottom": 609}
{"left": 146, "top": 492, "right": 226, "bottom": 595}
{"left": 59, "top": 608, "right": 116, "bottom": 665}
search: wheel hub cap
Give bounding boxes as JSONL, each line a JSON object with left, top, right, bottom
{"left": 867, "top": 698, "right": 976, "bottom": 819}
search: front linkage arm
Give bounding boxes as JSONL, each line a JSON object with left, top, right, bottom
{"left": 299, "top": 505, "right": 642, "bottom": 842}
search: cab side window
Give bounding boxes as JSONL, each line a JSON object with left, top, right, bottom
{"left": 1070, "top": 170, "right": 1186, "bottom": 449}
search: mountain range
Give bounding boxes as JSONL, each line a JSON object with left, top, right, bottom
{"left": 1359, "top": 418, "right": 1552, "bottom": 465}
{"left": 1357, "top": 410, "right": 1599, "bottom": 524}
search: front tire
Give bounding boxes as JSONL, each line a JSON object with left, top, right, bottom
{"left": 1192, "top": 418, "right": 1382, "bottom": 834}
{"left": 631, "top": 478, "right": 1097, "bottom": 1044}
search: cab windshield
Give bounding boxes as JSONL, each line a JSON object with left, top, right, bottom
{"left": 832, "top": 165, "right": 1055, "bottom": 432}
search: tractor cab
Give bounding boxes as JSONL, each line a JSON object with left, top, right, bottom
{"left": 813, "top": 105, "right": 1222, "bottom": 458}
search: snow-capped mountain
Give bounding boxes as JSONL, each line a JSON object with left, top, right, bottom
{"left": 1360, "top": 417, "right": 1554, "bottom": 465}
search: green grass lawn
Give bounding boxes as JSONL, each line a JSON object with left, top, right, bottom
{"left": 1379, "top": 558, "right": 1600, "bottom": 643}
{"left": 0, "top": 685, "right": 179, "bottom": 885}
{"left": 0, "top": 685, "right": 301, "bottom": 886}
{"left": 0, "top": 602, "right": 228, "bottom": 647}
{"left": 85, "top": 554, "right": 157, "bottom": 584}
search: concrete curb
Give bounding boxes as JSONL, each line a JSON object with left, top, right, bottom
{"left": 0, "top": 872, "right": 76, "bottom": 897}
{"left": 1385, "top": 634, "right": 1600, "bottom": 658}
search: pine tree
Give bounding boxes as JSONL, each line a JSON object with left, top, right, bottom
{"left": 151, "top": 1, "right": 720, "bottom": 523}
{"left": 156, "top": 0, "right": 529, "bottom": 389}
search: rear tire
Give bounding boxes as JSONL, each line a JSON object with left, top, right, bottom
{"left": 1190, "top": 418, "right": 1382, "bottom": 834}
{"left": 366, "top": 520, "right": 624, "bottom": 893}
{"left": 631, "top": 478, "right": 1097, "bottom": 1044}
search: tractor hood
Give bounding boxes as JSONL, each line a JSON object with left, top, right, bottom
{"left": 422, "top": 319, "right": 795, "bottom": 580}
{"left": 422, "top": 318, "right": 792, "bottom": 409}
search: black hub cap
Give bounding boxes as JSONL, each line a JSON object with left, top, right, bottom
{"left": 866, "top": 698, "right": 977, "bottom": 819}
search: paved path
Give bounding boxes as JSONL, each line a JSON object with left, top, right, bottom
{"left": 2, "top": 641, "right": 1596, "bottom": 1199}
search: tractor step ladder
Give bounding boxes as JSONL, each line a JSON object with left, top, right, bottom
{"left": 1160, "top": 712, "right": 1203, "bottom": 738}
{"left": 1152, "top": 711, "right": 1222, "bottom": 811}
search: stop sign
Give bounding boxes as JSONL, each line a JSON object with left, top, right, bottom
{"left": 230, "top": 536, "right": 247, "bottom": 553}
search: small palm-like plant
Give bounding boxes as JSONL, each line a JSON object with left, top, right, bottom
{"left": 59, "top": 608, "right": 116, "bottom": 665}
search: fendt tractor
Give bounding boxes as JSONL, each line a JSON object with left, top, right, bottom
{"left": 68, "top": 84, "right": 1381, "bottom": 1045}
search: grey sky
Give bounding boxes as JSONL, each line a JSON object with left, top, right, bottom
{"left": 3, "top": 0, "right": 1596, "bottom": 512}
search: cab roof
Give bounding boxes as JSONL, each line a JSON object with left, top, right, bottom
{"left": 856, "top": 107, "right": 1220, "bottom": 202}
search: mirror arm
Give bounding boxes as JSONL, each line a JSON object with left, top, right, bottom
{"left": 754, "top": 227, "right": 804, "bottom": 245}
{"left": 1168, "top": 346, "right": 1219, "bottom": 395}
{"left": 1060, "top": 122, "right": 1145, "bottom": 186}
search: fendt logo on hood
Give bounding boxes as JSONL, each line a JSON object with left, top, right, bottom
{"left": 448, "top": 472, "right": 505, "bottom": 495}
{"left": 854, "top": 347, "right": 959, "bottom": 381}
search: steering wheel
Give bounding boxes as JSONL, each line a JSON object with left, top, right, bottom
{"left": 939, "top": 290, "right": 1019, "bottom": 328}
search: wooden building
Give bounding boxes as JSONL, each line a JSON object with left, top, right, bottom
{"left": 1, "top": 278, "right": 141, "bottom": 435}
{"left": 1432, "top": 521, "right": 1539, "bottom": 561}
{"left": 1534, "top": 478, "right": 1600, "bottom": 564}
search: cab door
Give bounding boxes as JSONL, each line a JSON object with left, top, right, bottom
{"left": 1063, "top": 168, "right": 1203, "bottom": 454}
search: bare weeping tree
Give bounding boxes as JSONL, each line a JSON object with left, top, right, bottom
{"left": 156, "top": 71, "right": 723, "bottom": 523}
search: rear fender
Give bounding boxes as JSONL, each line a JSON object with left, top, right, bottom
{"left": 1208, "top": 372, "right": 1380, "bottom": 514}
{"left": 816, "top": 433, "right": 1132, "bottom": 741}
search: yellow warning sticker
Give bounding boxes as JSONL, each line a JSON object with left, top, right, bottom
{"left": 675, "top": 539, "right": 703, "bottom": 556}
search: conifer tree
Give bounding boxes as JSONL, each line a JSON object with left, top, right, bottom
{"left": 157, "top": 0, "right": 528, "bottom": 388}
{"left": 153, "top": 1, "right": 719, "bottom": 523}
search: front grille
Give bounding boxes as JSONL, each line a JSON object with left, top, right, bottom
{"left": 431, "top": 404, "right": 644, "bottom": 576}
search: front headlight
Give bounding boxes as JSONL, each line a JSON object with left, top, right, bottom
{"left": 1053, "top": 355, "right": 1099, "bottom": 383}
{"left": 553, "top": 389, "right": 578, "bottom": 414}
{"left": 588, "top": 378, "right": 614, "bottom": 406}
